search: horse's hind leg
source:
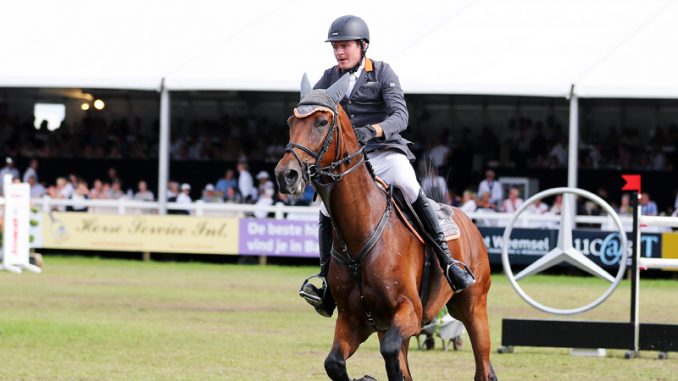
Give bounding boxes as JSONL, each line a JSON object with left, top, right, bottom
{"left": 325, "top": 315, "right": 371, "bottom": 381}
{"left": 379, "top": 299, "right": 420, "bottom": 381}
{"left": 449, "top": 292, "right": 495, "bottom": 381}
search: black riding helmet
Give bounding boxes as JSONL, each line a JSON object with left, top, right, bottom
{"left": 325, "top": 15, "right": 370, "bottom": 43}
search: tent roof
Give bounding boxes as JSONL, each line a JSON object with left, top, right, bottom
{"left": 1, "top": 0, "right": 676, "bottom": 98}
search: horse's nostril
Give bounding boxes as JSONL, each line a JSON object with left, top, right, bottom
{"left": 285, "top": 169, "right": 299, "bottom": 183}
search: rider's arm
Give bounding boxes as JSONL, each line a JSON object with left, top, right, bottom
{"left": 375, "top": 63, "right": 408, "bottom": 140}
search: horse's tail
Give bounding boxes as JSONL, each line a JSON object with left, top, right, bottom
{"left": 420, "top": 160, "right": 449, "bottom": 204}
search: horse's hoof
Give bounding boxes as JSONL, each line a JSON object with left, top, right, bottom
{"left": 353, "top": 376, "right": 377, "bottom": 381}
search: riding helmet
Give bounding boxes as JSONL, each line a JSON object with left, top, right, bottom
{"left": 325, "top": 15, "right": 370, "bottom": 43}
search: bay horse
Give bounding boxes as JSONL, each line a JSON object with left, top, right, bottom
{"left": 275, "top": 74, "right": 497, "bottom": 381}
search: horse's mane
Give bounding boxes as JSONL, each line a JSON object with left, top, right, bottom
{"left": 336, "top": 104, "right": 377, "bottom": 181}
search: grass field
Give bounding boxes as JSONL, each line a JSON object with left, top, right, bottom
{"left": 0, "top": 256, "right": 676, "bottom": 381}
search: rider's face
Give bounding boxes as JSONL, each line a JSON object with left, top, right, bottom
{"left": 331, "top": 40, "right": 362, "bottom": 70}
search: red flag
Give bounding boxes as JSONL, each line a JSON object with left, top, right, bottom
{"left": 621, "top": 174, "right": 641, "bottom": 192}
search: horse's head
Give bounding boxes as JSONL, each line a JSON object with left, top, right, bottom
{"left": 275, "top": 73, "right": 358, "bottom": 195}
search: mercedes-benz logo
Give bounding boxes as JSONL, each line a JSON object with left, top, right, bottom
{"left": 501, "top": 187, "right": 628, "bottom": 315}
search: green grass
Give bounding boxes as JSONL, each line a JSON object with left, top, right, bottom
{"left": 0, "top": 256, "right": 676, "bottom": 380}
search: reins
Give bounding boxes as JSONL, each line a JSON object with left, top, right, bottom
{"left": 284, "top": 105, "right": 393, "bottom": 330}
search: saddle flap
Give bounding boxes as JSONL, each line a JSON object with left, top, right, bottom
{"left": 390, "top": 184, "right": 460, "bottom": 242}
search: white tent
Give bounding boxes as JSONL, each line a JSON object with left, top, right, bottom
{"left": 2, "top": 0, "right": 677, "bottom": 98}
{"left": 2, "top": 0, "right": 676, "bottom": 209}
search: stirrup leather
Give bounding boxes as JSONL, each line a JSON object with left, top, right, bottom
{"left": 298, "top": 273, "right": 327, "bottom": 306}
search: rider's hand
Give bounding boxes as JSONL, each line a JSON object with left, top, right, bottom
{"left": 354, "top": 125, "right": 377, "bottom": 144}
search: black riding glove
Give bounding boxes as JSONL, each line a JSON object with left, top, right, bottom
{"left": 354, "top": 125, "right": 377, "bottom": 144}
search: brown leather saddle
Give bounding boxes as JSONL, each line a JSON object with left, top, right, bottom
{"left": 374, "top": 177, "right": 460, "bottom": 243}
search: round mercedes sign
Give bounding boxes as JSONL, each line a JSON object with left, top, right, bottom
{"left": 501, "top": 187, "right": 628, "bottom": 315}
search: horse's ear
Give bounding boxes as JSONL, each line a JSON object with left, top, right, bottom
{"left": 300, "top": 73, "right": 311, "bottom": 99}
{"left": 326, "top": 73, "right": 350, "bottom": 105}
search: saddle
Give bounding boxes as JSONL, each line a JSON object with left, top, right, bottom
{"left": 376, "top": 178, "right": 460, "bottom": 243}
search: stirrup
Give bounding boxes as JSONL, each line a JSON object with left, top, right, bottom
{"left": 446, "top": 260, "right": 476, "bottom": 293}
{"left": 298, "top": 273, "right": 327, "bottom": 306}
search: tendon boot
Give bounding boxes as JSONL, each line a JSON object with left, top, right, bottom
{"left": 299, "top": 213, "right": 336, "bottom": 317}
{"left": 412, "top": 190, "right": 475, "bottom": 293}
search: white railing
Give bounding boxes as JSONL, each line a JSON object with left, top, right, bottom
{"left": 0, "top": 197, "right": 674, "bottom": 230}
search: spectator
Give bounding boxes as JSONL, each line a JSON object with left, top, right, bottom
{"left": 107, "top": 167, "right": 120, "bottom": 185}
{"left": 27, "top": 175, "right": 46, "bottom": 198}
{"left": 548, "top": 136, "right": 568, "bottom": 167}
{"left": 546, "top": 195, "right": 563, "bottom": 229}
{"left": 89, "top": 179, "right": 108, "bottom": 199}
{"left": 526, "top": 198, "right": 549, "bottom": 215}
{"left": 476, "top": 191, "right": 497, "bottom": 211}
{"left": 237, "top": 161, "right": 255, "bottom": 202}
{"left": 640, "top": 192, "right": 658, "bottom": 216}
{"left": 224, "top": 186, "right": 243, "bottom": 204}
{"left": 108, "top": 179, "right": 125, "bottom": 199}
{"left": 253, "top": 187, "right": 275, "bottom": 218}
{"left": 69, "top": 180, "right": 90, "bottom": 212}
{"left": 22, "top": 158, "right": 39, "bottom": 183}
{"left": 201, "top": 184, "right": 223, "bottom": 203}
{"left": 172, "top": 183, "right": 192, "bottom": 215}
{"left": 55, "top": 177, "right": 75, "bottom": 200}
{"left": 459, "top": 190, "right": 477, "bottom": 213}
{"left": 167, "top": 181, "right": 179, "bottom": 202}
{"left": 255, "top": 171, "right": 274, "bottom": 196}
{"left": 134, "top": 180, "right": 154, "bottom": 202}
{"left": 618, "top": 194, "right": 632, "bottom": 217}
{"left": 501, "top": 187, "right": 524, "bottom": 213}
{"left": 477, "top": 169, "right": 503, "bottom": 209}
{"left": 548, "top": 195, "right": 563, "bottom": 215}
{"left": 215, "top": 169, "right": 237, "bottom": 194}
{"left": 0, "top": 157, "right": 20, "bottom": 195}
{"left": 177, "top": 183, "right": 192, "bottom": 204}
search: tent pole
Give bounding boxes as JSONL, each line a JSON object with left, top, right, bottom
{"left": 567, "top": 85, "right": 578, "bottom": 188}
{"left": 158, "top": 79, "right": 171, "bottom": 215}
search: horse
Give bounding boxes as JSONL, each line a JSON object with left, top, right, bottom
{"left": 275, "top": 74, "right": 497, "bottom": 381}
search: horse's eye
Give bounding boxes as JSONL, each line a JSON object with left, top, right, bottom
{"left": 317, "top": 119, "right": 328, "bottom": 127}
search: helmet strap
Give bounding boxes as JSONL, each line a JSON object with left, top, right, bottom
{"left": 344, "top": 40, "right": 368, "bottom": 74}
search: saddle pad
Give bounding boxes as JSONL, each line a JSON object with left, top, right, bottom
{"left": 433, "top": 202, "right": 460, "bottom": 241}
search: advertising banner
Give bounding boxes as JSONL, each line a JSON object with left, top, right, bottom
{"left": 478, "top": 227, "right": 663, "bottom": 269}
{"left": 41, "top": 212, "right": 239, "bottom": 254}
{"left": 239, "top": 218, "right": 319, "bottom": 257}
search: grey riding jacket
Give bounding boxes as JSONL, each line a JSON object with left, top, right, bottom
{"left": 314, "top": 58, "right": 415, "bottom": 160}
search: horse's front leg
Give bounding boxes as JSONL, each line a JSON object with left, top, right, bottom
{"left": 325, "top": 313, "right": 371, "bottom": 381}
{"left": 379, "top": 299, "right": 421, "bottom": 381}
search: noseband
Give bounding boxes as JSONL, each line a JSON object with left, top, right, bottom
{"left": 283, "top": 105, "right": 365, "bottom": 185}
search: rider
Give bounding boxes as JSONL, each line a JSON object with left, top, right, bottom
{"left": 300, "top": 15, "right": 475, "bottom": 317}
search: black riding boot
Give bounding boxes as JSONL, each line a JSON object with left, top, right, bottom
{"left": 299, "top": 213, "right": 336, "bottom": 317}
{"left": 412, "top": 190, "right": 475, "bottom": 293}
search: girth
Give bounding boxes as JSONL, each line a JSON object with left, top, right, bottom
{"left": 329, "top": 185, "right": 394, "bottom": 279}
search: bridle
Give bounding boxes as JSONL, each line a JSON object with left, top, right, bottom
{"left": 283, "top": 105, "right": 365, "bottom": 185}
{"left": 284, "top": 101, "right": 393, "bottom": 331}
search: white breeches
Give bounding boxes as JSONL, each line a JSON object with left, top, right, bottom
{"left": 320, "top": 149, "right": 420, "bottom": 217}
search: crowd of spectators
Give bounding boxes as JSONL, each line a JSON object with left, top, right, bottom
{"left": 2, "top": 152, "right": 676, "bottom": 229}
{"left": 1, "top": 100, "right": 676, "bottom": 220}
{"left": 418, "top": 118, "right": 676, "bottom": 172}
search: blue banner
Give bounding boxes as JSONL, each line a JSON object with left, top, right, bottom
{"left": 478, "top": 227, "right": 662, "bottom": 269}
